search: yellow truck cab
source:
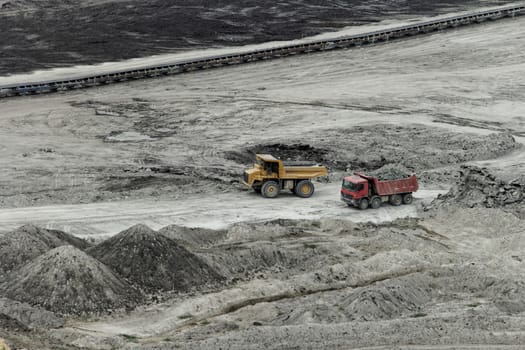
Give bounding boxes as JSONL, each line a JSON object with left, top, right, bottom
{"left": 242, "top": 154, "right": 328, "bottom": 198}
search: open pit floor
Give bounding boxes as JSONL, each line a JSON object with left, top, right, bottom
{"left": 0, "top": 10, "right": 524, "bottom": 350}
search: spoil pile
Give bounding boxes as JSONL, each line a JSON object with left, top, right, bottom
{"left": 225, "top": 143, "right": 329, "bottom": 165}
{"left": 89, "top": 224, "right": 224, "bottom": 292}
{"left": 0, "top": 224, "right": 91, "bottom": 276}
{"left": 341, "top": 275, "right": 431, "bottom": 321}
{"left": 0, "top": 246, "right": 142, "bottom": 315}
{"left": 159, "top": 225, "right": 228, "bottom": 249}
{"left": 429, "top": 166, "right": 524, "bottom": 210}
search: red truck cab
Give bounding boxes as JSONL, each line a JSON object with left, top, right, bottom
{"left": 341, "top": 172, "right": 418, "bottom": 210}
{"left": 341, "top": 175, "right": 369, "bottom": 200}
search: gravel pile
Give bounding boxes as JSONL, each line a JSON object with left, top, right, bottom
{"left": 430, "top": 165, "right": 524, "bottom": 210}
{"left": 369, "top": 164, "right": 411, "bottom": 180}
{"left": 89, "top": 224, "right": 224, "bottom": 292}
{"left": 341, "top": 275, "right": 431, "bottom": 321}
{"left": 159, "top": 225, "right": 227, "bottom": 249}
{"left": 0, "top": 224, "right": 91, "bottom": 277}
{"left": 0, "top": 246, "right": 142, "bottom": 315}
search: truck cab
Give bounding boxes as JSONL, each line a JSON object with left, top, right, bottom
{"left": 341, "top": 175, "right": 369, "bottom": 206}
{"left": 243, "top": 154, "right": 281, "bottom": 185}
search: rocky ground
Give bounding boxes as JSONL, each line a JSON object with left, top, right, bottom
{"left": 0, "top": 180, "right": 523, "bottom": 349}
{"left": 0, "top": 3, "right": 524, "bottom": 350}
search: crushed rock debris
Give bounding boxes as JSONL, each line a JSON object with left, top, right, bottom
{"left": 88, "top": 224, "right": 224, "bottom": 292}
{"left": 369, "top": 164, "right": 411, "bottom": 180}
{"left": 0, "top": 245, "right": 142, "bottom": 315}
{"left": 0, "top": 224, "right": 91, "bottom": 277}
{"left": 428, "top": 165, "right": 524, "bottom": 211}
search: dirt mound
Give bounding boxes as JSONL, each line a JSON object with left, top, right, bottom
{"left": 279, "top": 274, "right": 432, "bottom": 325}
{"left": 428, "top": 165, "right": 524, "bottom": 210}
{"left": 369, "top": 164, "right": 411, "bottom": 180}
{"left": 159, "top": 225, "right": 228, "bottom": 249}
{"left": 0, "top": 224, "right": 91, "bottom": 276}
{"left": 486, "top": 280, "right": 525, "bottom": 314}
{"left": 206, "top": 244, "right": 313, "bottom": 277}
{"left": 89, "top": 224, "right": 224, "bottom": 292}
{"left": 342, "top": 277, "right": 431, "bottom": 321}
{"left": 225, "top": 128, "right": 518, "bottom": 176}
{"left": 225, "top": 143, "right": 329, "bottom": 165}
{"left": 0, "top": 245, "right": 142, "bottom": 315}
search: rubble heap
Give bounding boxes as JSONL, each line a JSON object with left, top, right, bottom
{"left": 430, "top": 165, "right": 524, "bottom": 209}
{"left": 369, "top": 164, "right": 411, "bottom": 180}
{"left": 0, "top": 246, "right": 142, "bottom": 315}
{"left": 0, "top": 224, "right": 90, "bottom": 277}
{"left": 89, "top": 224, "right": 224, "bottom": 292}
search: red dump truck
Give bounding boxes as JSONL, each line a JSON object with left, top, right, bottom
{"left": 340, "top": 172, "right": 419, "bottom": 210}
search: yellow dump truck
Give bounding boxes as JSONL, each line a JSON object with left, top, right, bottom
{"left": 242, "top": 154, "right": 328, "bottom": 198}
{"left": 0, "top": 338, "right": 11, "bottom": 350}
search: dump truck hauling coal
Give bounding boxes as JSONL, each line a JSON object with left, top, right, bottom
{"left": 341, "top": 172, "right": 419, "bottom": 209}
{"left": 243, "top": 154, "right": 328, "bottom": 198}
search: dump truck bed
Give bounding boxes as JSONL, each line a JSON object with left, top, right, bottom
{"left": 357, "top": 173, "right": 418, "bottom": 196}
{"left": 282, "top": 165, "right": 327, "bottom": 179}
{"left": 282, "top": 161, "right": 318, "bottom": 167}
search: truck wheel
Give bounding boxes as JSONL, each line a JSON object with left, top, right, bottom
{"left": 261, "top": 181, "right": 280, "bottom": 198}
{"left": 402, "top": 193, "right": 413, "bottom": 204}
{"left": 371, "top": 196, "right": 381, "bottom": 209}
{"left": 294, "top": 180, "right": 314, "bottom": 198}
{"left": 390, "top": 194, "right": 402, "bottom": 206}
{"left": 359, "top": 198, "right": 369, "bottom": 210}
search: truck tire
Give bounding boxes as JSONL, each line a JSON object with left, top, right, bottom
{"left": 371, "top": 196, "right": 382, "bottom": 209}
{"left": 390, "top": 194, "right": 402, "bottom": 206}
{"left": 402, "top": 193, "right": 413, "bottom": 204}
{"left": 359, "top": 198, "right": 369, "bottom": 210}
{"left": 261, "top": 181, "right": 280, "bottom": 198}
{"left": 294, "top": 180, "right": 314, "bottom": 198}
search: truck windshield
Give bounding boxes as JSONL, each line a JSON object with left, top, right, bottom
{"left": 342, "top": 179, "right": 357, "bottom": 191}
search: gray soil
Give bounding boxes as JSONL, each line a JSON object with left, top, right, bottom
{"left": 0, "top": 122, "right": 517, "bottom": 208}
{"left": 0, "top": 224, "right": 91, "bottom": 277}
{"left": 88, "top": 224, "right": 224, "bottom": 292}
{"left": 226, "top": 127, "right": 518, "bottom": 172}
{"left": 158, "top": 225, "right": 228, "bottom": 249}
{"left": 112, "top": 200, "right": 523, "bottom": 350}
{"left": 0, "top": 167, "right": 523, "bottom": 348}
{"left": 0, "top": 245, "right": 143, "bottom": 315}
